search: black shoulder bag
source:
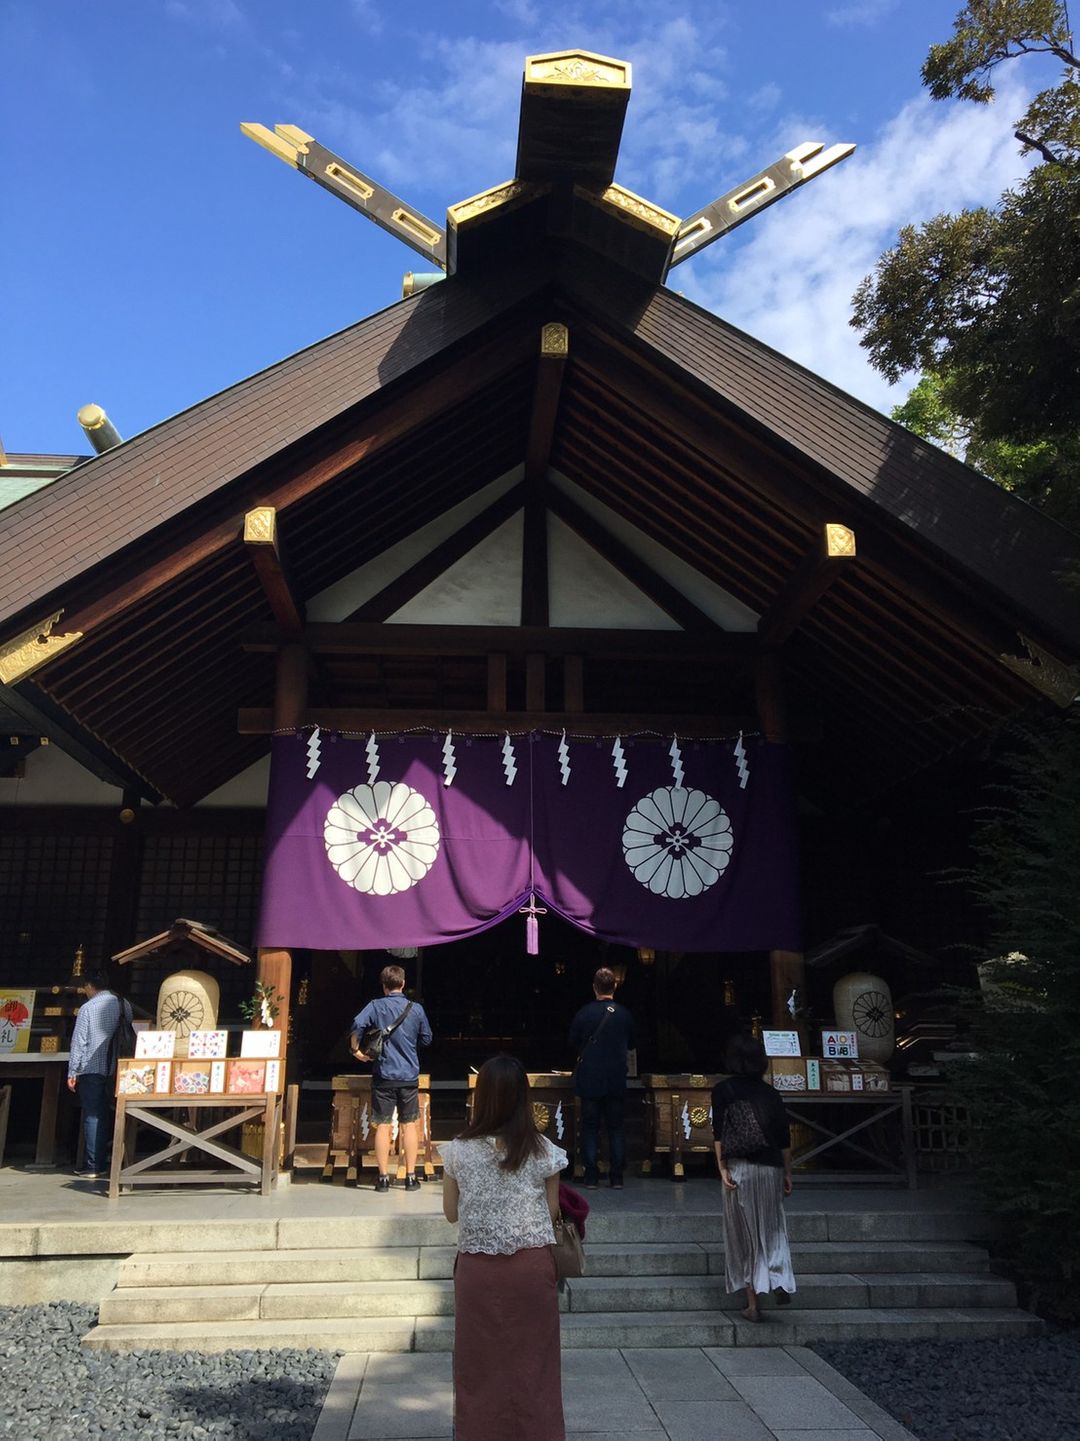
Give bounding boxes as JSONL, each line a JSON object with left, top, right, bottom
{"left": 359, "top": 1000, "right": 414, "bottom": 1065}
{"left": 576, "top": 1004, "right": 616, "bottom": 1067}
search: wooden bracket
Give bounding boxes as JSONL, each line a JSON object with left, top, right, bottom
{"left": 757, "top": 523, "right": 856, "bottom": 647}
{"left": 245, "top": 507, "right": 305, "bottom": 637}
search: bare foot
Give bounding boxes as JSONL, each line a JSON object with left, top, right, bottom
{"left": 740, "top": 1306, "right": 762, "bottom": 1322}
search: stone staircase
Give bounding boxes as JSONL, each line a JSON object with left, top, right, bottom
{"left": 82, "top": 1203, "right": 1040, "bottom": 1353}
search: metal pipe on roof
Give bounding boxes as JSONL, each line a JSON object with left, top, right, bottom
{"left": 77, "top": 404, "right": 123, "bottom": 453}
{"left": 402, "top": 272, "right": 445, "bottom": 298}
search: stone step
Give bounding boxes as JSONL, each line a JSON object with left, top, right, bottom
{"left": 114, "top": 1238, "right": 992, "bottom": 1289}
{"left": 98, "top": 1270, "right": 1017, "bottom": 1326}
{"left": 562, "top": 1272, "right": 1017, "bottom": 1314}
{"left": 82, "top": 1305, "right": 1041, "bottom": 1354}
{"left": 98, "top": 1279, "right": 456, "bottom": 1326}
{"left": 15, "top": 1207, "right": 995, "bottom": 1260}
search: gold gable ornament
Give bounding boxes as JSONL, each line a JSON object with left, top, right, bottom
{"left": 0, "top": 612, "right": 84, "bottom": 685}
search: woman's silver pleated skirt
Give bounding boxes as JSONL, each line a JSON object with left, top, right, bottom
{"left": 722, "top": 1160, "right": 797, "bottom": 1297}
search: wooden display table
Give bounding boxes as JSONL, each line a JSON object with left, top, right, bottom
{"left": 0, "top": 1052, "right": 71, "bottom": 1167}
{"left": 324, "top": 1074, "right": 437, "bottom": 1184}
{"left": 782, "top": 1087, "right": 917, "bottom": 1189}
{"left": 468, "top": 1072, "right": 577, "bottom": 1172}
{"left": 108, "top": 1093, "right": 282, "bottom": 1198}
{"left": 642, "top": 1073, "right": 725, "bottom": 1179}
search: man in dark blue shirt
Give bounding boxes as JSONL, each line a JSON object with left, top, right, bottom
{"left": 351, "top": 964, "right": 433, "bottom": 1192}
{"left": 569, "top": 966, "right": 636, "bottom": 1189}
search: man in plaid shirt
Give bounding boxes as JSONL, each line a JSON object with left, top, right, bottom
{"left": 66, "top": 968, "right": 131, "bottom": 1179}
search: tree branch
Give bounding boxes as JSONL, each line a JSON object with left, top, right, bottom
{"left": 1015, "top": 129, "right": 1065, "bottom": 164}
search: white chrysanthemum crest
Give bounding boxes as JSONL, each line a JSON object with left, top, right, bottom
{"left": 734, "top": 731, "right": 750, "bottom": 789}
{"left": 612, "top": 735, "right": 627, "bottom": 788}
{"left": 365, "top": 732, "right": 380, "bottom": 786}
{"left": 669, "top": 735, "right": 684, "bottom": 788}
{"left": 558, "top": 730, "right": 571, "bottom": 786}
{"left": 442, "top": 731, "right": 457, "bottom": 787}
{"left": 502, "top": 733, "right": 518, "bottom": 786}
{"left": 305, "top": 726, "right": 322, "bottom": 780}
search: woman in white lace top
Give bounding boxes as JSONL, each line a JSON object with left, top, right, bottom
{"left": 442, "top": 1054, "right": 567, "bottom": 1441}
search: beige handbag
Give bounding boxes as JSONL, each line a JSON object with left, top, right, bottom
{"left": 551, "top": 1213, "right": 585, "bottom": 1280}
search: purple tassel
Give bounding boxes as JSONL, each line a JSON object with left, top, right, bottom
{"left": 519, "top": 894, "right": 547, "bottom": 956}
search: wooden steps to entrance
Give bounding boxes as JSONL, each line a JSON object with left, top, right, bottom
{"left": 82, "top": 1206, "right": 1041, "bottom": 1353}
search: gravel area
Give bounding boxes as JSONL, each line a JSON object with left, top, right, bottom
{"left": 0, "top": 1303, "right": 337, "bottom": 1441}
{"left": 814, "top": 1332, "right": 1080, "bottom": 1441}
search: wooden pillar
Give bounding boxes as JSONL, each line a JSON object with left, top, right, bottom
{"left": 754, "top": 651, "right": 806, "bottom": 1025}
{"left": 103, "top": 786, "right": 144, "bottom": 969}
{"left": 256, "top": 948, "right": 292, "bottom": 1044}
{"left": 273, "top": 642, "right": 308, "bottom": 732}
{"left": 260, "top": 641, "right": 305, "bottom": 1058}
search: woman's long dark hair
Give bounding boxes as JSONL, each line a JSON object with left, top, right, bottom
{"left": 457, "top": 1054, "right": 546, "bottom": 1172}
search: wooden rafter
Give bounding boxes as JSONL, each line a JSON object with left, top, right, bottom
{"left": 757, "top": 524, "right": 857, "bottom": 647}
{"left": 59, "top": 327, "right": 535, "bottom": 639}
{"left": 546, "top": 486, "right": 720, "bottom": 632}
{"left": 346, "top": 481, "right": 526, "bottom": 623}
{"left": 242, "top": 622, "right": 757, "bottom": 660}
{"left": 244, "top": 507, "right": 304, "bottom": 637}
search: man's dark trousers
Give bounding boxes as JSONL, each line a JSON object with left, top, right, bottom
{"left": 580, "top": 1095, "right": 626, "bottom": 1185}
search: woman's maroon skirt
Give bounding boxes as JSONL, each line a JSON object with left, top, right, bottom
{"left": 453, "top": 1246, "right": 565, "bottom": 1441}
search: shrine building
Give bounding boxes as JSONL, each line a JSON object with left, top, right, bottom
{"left": 3, "top": 49, "right": 1079, "bottom": 1104}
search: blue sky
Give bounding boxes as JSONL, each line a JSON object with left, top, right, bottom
{"left": 2, "top": 0, "right": 1047, "bottom": 454}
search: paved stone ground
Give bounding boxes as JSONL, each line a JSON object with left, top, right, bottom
{"left": 311, "top": 1345, "right": 916, "bottom": 1441}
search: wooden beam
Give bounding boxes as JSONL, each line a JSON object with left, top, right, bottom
{"left": 487, "top": 653, "right": 508, "bottom": 712}
{"left": 526, "top": 653, "right": 546, "bottom": 711}
{"left": 546, "top": 486, "right": 720, "bottom": 632}
{"left": 756, "top": 524, "right": 857, "bottom": 647}
{"left": 273, "top": 643, "right": 308, "bottom": 732}
{"left": 239, "top": 707, "right": 751, "bottom": 736}
{"left": 256, "top": 948, "right": 292, "bottom": 1047}
{"left": 524, "top": 324, "right": 569, "bottom": 484}
{"left": 347, "top": 482, "right": 526, "bottom": 622}
{"left": 564, "top": 654, "right": 584, "bottom": 712}
{"left": 521, "top": 324, "right": 566, "bottom": 627}
{"left": 244, "top": 507, "right": 305, "bottom": 637}
{"left": 242, "top": 622, "right": 758, "bottom": 660}
{"left": 59, "top": 327, "right": 535, "bottom": 638}
{"left": 754, "top": 651, "right": 788, "bottom": 743}
{"left": 522, "top": 494, "right": 549, "bottom": 626}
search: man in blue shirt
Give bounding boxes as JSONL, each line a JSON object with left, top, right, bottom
{"left": 351, "top": 964, "right": 433, "bottom": 1192}
{"left": 66, "top": 968, "right": 133, "bottom": 1179}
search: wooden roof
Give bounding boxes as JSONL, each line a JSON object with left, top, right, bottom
{"left": 2, "top": 248, "right": 1077, "bottom": 809}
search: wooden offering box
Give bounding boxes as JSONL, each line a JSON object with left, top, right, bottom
{"left": 642, "top": 1073, "right": 725, "bottom": 1179}
{"left": 468, "top": 1072, "right": 577, "bottom": 1172}
{"left": 325, "top": 1073, "right": 437, "bottom": 1184}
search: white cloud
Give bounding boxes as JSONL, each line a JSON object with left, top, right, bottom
{"left": 679, "top": 83, "right": 1032, "bottom": 414}
{"left": 827, "top": 0, "right": 898, "bottom": 27}
{"left": 165, "top": 0, "right": 245, "bottom": 29}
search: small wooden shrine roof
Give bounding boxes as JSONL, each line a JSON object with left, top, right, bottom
{"left": 112, "top": 918, "right": 251, "bottom": 967}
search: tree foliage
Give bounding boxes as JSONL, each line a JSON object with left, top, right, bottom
{"left": 951, "top": 715, "right": 1080, "bottom": 1321}
{"left": 854, "top": 1, "right": 1080, "bottom": 525}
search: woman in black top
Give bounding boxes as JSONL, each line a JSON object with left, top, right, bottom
{"left": 712, "top": 1034, "right": 796, "bottom": 1323}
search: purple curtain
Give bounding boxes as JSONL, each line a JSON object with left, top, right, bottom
{"left": 257, "top": 732, "right": 800, "bottom": 953}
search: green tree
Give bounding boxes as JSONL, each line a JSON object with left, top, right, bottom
{"left": 953, "top": 715, "right": 1080, "bottom": 1321}
{"left": 854, "top": 2, "right": 1080, "bottom": 523}
{"left": 892, "top": 371, "right": 1080, "bottom": 524}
